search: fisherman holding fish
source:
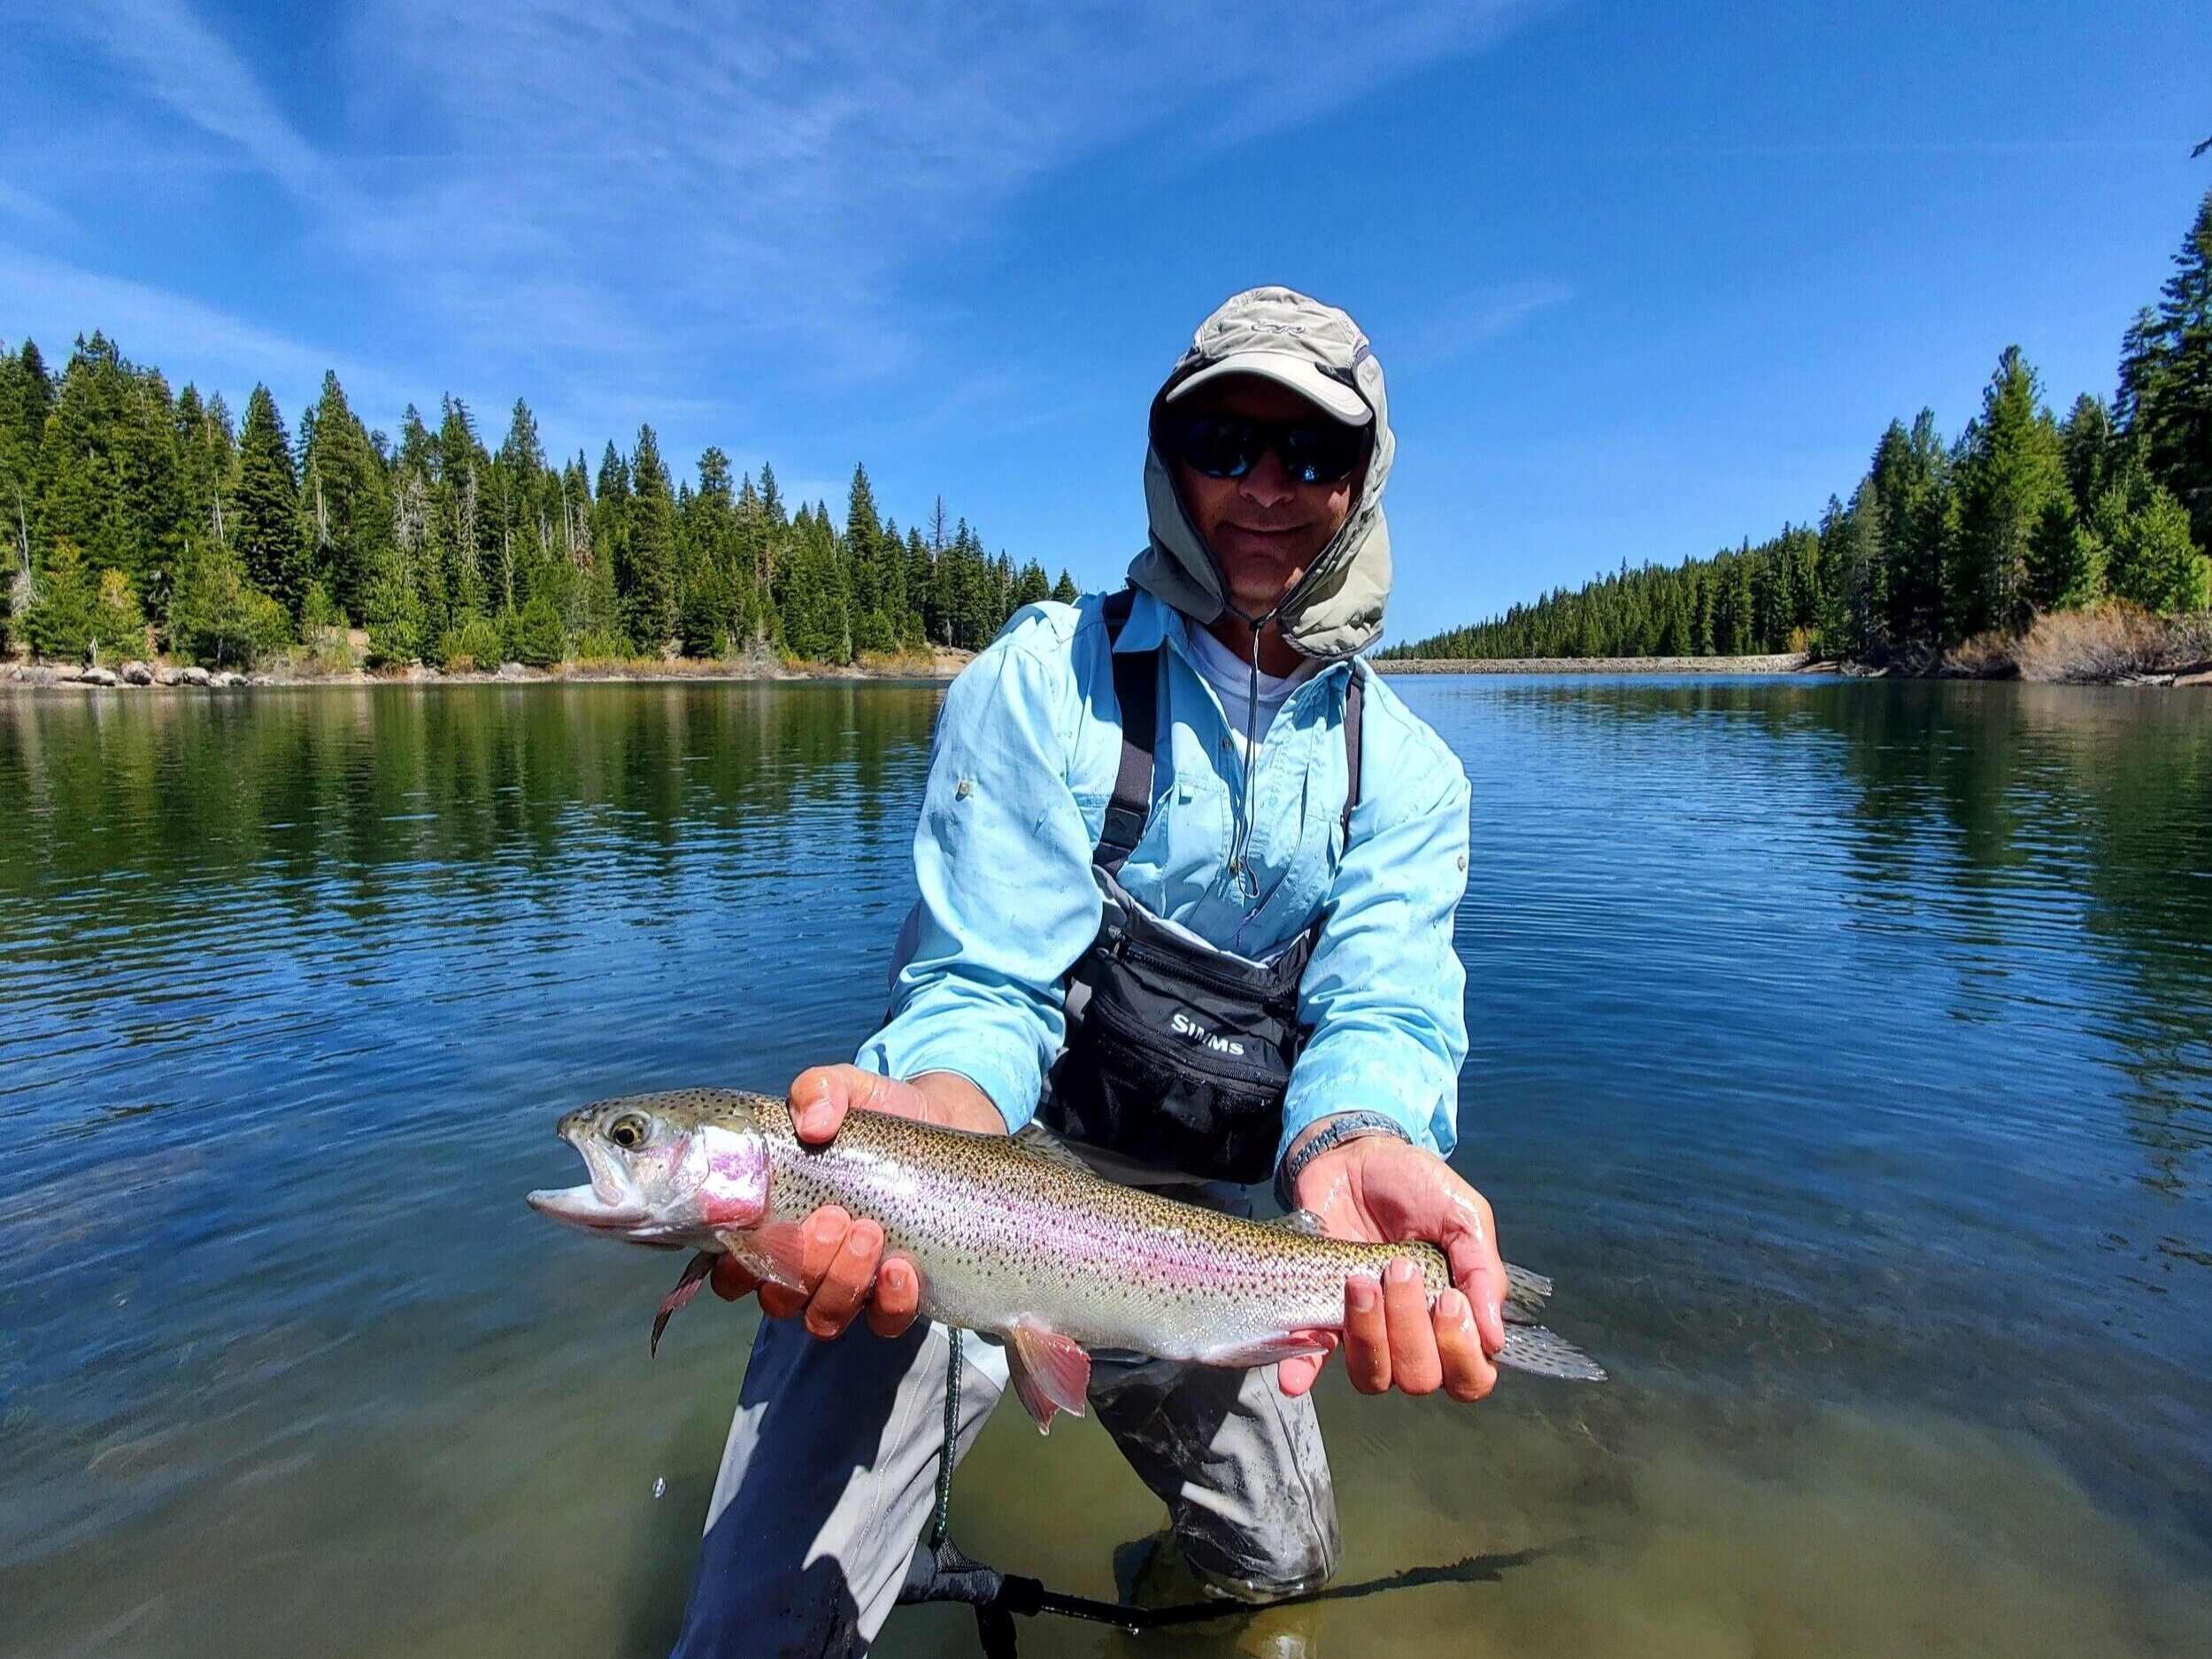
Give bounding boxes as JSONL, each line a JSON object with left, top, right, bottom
{"left": 537, "top": 289, "right": 1593, "bottom": 1656}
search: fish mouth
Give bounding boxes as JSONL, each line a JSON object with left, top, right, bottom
{"left": 527, "top": 1120, "right": 651, "bottom": 1233}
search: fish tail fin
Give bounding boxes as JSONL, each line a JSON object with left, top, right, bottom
{"left": 1498, "top": 1323, "right": 1607, "bottom": 1383}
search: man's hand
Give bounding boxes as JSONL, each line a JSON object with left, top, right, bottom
{"left": 1276, "top": 1128, "right": 1509, "bottom": 1402}
{"left": 709, "top": 1065, "right": 1005, "bottom": 1340}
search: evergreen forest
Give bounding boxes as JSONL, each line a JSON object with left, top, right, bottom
{"left": 0, "top": 347, "right": 1075, "bottom": 671}
{"left": 1390, "top": 189, "right": 2212, "bottom": 664}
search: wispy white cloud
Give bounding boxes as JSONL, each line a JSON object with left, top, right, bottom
{"left": 50, "top": 1, "right": 1541, "bottom": 390}
{"left": 64, "top": 0, "right": 338, "bottom": 202}
{"left": 1395, "top": 281, "right": 1576, "bottom": 370}
{"left": 0, "top": 250, "right": 412, "bottom": 420}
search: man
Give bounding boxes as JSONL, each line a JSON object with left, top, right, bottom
{"left": 672, "top": 288, "right": 1506, "bottom": 1656}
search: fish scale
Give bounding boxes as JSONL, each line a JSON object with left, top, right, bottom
{"left": 528, "top": 1087, "right": 1605, "bottom": 1428}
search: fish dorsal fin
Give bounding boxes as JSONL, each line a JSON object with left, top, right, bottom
{"left": 1014, "top": 1122, "right": 1093, "bottom": 1176}
{"left": 1268, "top": 1208, "right": 1329, "bottom": 1238}
{"left": 1004, "top": 1322, "right": 1091, "bottom": 1435}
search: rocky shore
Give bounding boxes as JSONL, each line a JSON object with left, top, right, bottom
{"left": 3, "top": 648, "right": 975, "bottom": 691}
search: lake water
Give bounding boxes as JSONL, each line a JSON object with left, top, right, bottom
{"left": 2, "top": 676, "right": 2208, "bottom": 1658}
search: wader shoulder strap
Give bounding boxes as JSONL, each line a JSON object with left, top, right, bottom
{"left": 1341, "top": 661, "right": 1364, "bottom": 845}
{"left": 1098, "top": 588, "right": 1154, "bottom": 876}
{"left": 1094, "top": 587, "right": 1364, "bottom": 874}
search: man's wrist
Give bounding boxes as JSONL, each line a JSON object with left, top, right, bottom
{"left": 908, "top": 1070, "right": 1011, "bottom": 1134}
{"left": 1275, "top": 1111, "right": 1412, "bottom": 1210}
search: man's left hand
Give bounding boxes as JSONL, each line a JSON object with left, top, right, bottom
{"left": 1276, "top": 1131, "right": 1509, "bottom": 1402}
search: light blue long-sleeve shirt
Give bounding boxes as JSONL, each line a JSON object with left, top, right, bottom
{"left": 856, "top": 588, "right": 1472, "bottom": 1169}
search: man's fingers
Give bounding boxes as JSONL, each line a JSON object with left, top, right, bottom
{"left": 1434, "top": 1288, "right": 1495, "bottom": 1402}
{"left": 757, "top": 1281, "right": 808, "bottom": 1320}
{"left": 789, "top": 1066, "right": 864, "bottom": 1144}
{"left": 1343, "top": 1275, "right": 1390, "bottom": 1393}
{"left": 804, "top": 1217, "right": 883, "bottom": 1339}
{"left": 799, "top": 1208, "right": 852, "bottom": 1292}
{"left": 1383, "top": 1257, "right": 1443, "bottom": 1395}
{"left": 710, "top": 1254, "right": 760, "bottom": 1302}
{"left": 1276, "top": 1331, "right": 1339, "bottom": 1397}
{"left": 866, "top": 1255, "right": 922, "bottom": 1339}
{"left": 1438, "top": 1189, "right": 1510, "bottom": 1357}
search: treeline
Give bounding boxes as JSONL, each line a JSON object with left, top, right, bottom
{"left": 1391, "top": 190, "right": 2212, "bottom": 664}
{"left": 0, "top": 342, "right": 1075, "bottom": 670}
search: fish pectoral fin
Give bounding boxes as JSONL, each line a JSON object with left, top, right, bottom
{"left": 1005, "top": 1323, "right": 1091, "bottom": 1435}
{"left": 651, "top": 1251, "right": 719, "bottom": 1356}
{"left": 723, "top": 1221, "right": 808, "bottom": 1292}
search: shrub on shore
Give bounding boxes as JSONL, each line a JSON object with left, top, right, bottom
{"left": 1939, "top": 604, "right": 2211, "bottom": 683}
{"left": 168, "top": 546, "right": 289, "bottom": 669}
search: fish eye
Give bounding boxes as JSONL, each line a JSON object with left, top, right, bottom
{"left": 607, "top": 1114, "right": 651, "bottom": 1150}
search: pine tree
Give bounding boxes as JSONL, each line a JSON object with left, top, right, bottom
{"left": 234, "top": 383, "right": 308, "bottom": 623}
{"left": 433, "top": 397, "right": 489, "bottom": 636}
{"left": 170, "top": 544, "right": 290, "bottom": 668}
{"left": 23, "top": 535, "right": 96, "bottom": 661}
{"left": 301, "top": 371, "right": 391, "bottom": 621}
{"left": 620, "top": 427, "right": 677, "bottom": 654}
{"left": 2095, "top": 456, "right": 2212, "bottom": 613}
{"left": 2116, "top": 189, "right": 2212, "bottom": 552}
{"left": 1952, "top": 347, "right": 2067, "bottom": 637}
{"left": 35, "top": 335, "right": 187, "bottom": 620}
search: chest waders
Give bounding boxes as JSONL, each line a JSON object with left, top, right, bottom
{"left": 901, "top": 590, "right": 1368, "bottom": 1654}
{"left": 1037, "top": 586, "right": 1363, "bottom": 1185}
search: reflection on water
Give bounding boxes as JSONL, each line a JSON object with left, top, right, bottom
{"left": 1, "top": 677, "right": 2207, "bottom": 1657}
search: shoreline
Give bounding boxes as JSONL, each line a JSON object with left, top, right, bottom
{"left": 1, "top": 650, "right": 975, "bottom": 691}
{"left": 7, "top": 648, "right": 2207, "bottom": 692}
{"left": 1374, "top": 652, "right": 1817, "bottom": 675}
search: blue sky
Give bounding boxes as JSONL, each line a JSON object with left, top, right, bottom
{"left": 3, "top": 2, "right": 2207, "bottom": 641}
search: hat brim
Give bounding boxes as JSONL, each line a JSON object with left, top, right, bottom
{"left": 1163, "top": 352, "right": 1370, "bottom": 425}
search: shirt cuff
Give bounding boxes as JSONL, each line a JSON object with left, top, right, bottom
{"left": 1277, "top": 1057, "right": 1442, "bottom": 1169}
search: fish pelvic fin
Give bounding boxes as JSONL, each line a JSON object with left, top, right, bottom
{"left": 1194, "top": 1330, "right": 1336, "bottom": 1370}
{"left": 1005, "top": 1322, "right": 1091, "bottom": 1435}
{"left": 651, "top": 1250, "right": 718, "bottom": 1356}
{"left": 1498, "top": 1323, "right": 1607, "bottom": 1383}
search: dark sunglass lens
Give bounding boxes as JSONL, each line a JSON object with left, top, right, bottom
{"left": 1173, "top": 415, "right": 1255, "bottom": 478}
{"left": 1278, "top": 423, "right": 1365, "bottom": 484}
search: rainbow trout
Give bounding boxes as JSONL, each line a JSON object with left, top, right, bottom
{"left": 528, "top": 1088, "right": 1603, "bottom": 1430}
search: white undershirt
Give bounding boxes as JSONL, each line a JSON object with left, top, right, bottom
{"left": 1183, "top": 621, "right": 1318, "bottom": 760}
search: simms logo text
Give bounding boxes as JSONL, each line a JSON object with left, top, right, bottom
{"left": 1170, "top": 1012, "right": 1245, "bottom": 1057}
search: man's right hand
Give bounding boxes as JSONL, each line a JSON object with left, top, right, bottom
{"left": 710, "top": 1065, "right": 1005, "bottom": 1341}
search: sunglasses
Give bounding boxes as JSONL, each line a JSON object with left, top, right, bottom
{"left": 1160, "top": 412, "right": 1368, "bottom": 486}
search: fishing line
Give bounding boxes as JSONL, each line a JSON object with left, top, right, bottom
{"left": 898, "top": 1534, "right": 1564, "bottom": 1657}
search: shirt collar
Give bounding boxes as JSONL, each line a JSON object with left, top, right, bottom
{"left": 1111, "top": 587, "right": 1355, "bottom": 692}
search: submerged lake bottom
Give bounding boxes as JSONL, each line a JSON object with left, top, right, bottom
{"left": 1, "top": 676, "right": 2207, "bottom": 1656}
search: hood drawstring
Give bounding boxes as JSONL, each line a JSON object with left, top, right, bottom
{"left": 1223, "top": 603, "right": 1275, "bottom": 905}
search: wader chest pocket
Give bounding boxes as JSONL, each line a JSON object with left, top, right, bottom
{"left": 1037, "top": 588, "right": 1364, "bottom": 1187}
{"left": 1050, "top": 922, "right": 1309, "bottom": 1185}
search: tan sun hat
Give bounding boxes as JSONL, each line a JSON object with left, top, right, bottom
{"left": 1160, "top": 287, "right": 1374, "bottom": 425}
